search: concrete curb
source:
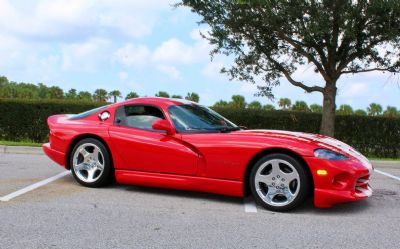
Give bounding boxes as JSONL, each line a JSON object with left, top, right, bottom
{"left": 0, "top": 145, "right": 43, "bottom": 155}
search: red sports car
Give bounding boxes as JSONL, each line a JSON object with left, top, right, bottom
{"left": 43, "top": 97, "right": 372, "bottom": 211}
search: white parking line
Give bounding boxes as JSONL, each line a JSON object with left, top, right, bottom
{"left": 244, "top": 196, "right": 258, "bottom": 213}
{"left": 375, "top": 169, "right": 400, "bottom": 182}
{"left": 0, "top": 171, "right": 70, "bottom": 202}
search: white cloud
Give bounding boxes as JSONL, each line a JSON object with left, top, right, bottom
{"left": 341, "top": 82, "right": 369, "bottom": 98}
{"left": 0, "top": 0, "right": 171, "bottom": 40}
{"left": 202, "top": 61, "right": 225, "bottom": 80}
{"left": 113, "top": 44, "right": 151, "bottom": 68}
{"left": 61, "top": 38, "right": 111, "bottom": 72}
{"left": 157, "top": 65, "right": 181, "bottom": 80}
{"left": 153, "top": 38, "right": 198, "bottom": 64}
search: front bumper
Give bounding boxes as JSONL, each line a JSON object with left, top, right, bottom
{"left": 42, "top": 143, "right": 67, "bottom": 168}
{"left": 304, "top": 157, "right": 372, "bottom": 208}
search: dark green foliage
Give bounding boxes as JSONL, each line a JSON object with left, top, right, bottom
{"left": 213, "top": 107, "right": 400, "bottom": 158}
{"left": 1, "top": 99, "right": 399, "bottom": 158}
{"left": 0, "top": 99, "right": 105, "bottom": 143}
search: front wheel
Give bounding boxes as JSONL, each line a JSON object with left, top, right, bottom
{"left": 250, "top": 153, "right": 310, "bottom": 211}
{"left": 70, "top": 138, "right": 112, "bottom": 187}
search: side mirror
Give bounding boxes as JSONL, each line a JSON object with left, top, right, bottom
{"left": 152, "top": 119, "right": 175, "bottom": 135}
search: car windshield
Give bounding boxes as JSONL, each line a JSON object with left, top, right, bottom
{"left": 168, "top": 104, "right": 239, "bottom": 133}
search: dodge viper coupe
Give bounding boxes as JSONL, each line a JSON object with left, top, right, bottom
{"left": 43, "top": 97, "right": 372, "bottom": 211}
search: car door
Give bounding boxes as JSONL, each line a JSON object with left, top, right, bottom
{"left": 108, "top": 104, "right": 198, "bottom": 176}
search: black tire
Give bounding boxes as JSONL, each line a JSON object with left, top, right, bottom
{"left": 70, "top": 138, "right": 112, "bottom": 188}
{"left": 249, "top": 153, "right": 310, "bottom": 212}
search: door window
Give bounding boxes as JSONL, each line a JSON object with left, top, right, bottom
{"left": 115, "top": 105, "right": 165, "bottom": 131}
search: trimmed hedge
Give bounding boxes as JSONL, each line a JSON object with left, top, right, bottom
{"left": 0, "top": 99, "right": 106, "bottom": 142}
{"left": 0, "top": 99, "right": 399, "bottom": 158}
{"left": 214, "top": 107, "right": 400, "bottom": 158}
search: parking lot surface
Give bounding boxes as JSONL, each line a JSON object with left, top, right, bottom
{"left": 1, "top": 152, "right": 400, "bottom": 249}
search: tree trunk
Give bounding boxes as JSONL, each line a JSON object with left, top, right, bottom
{"left": 320, "top": 84, "right": 337, "bottom": 137}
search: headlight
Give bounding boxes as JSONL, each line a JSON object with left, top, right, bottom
{"left": 314, "top": 149, "right": 349, "bottom": 160}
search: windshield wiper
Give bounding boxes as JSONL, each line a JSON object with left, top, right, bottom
{"left": 218, "top": 127, "right": 242, "bottom": 133}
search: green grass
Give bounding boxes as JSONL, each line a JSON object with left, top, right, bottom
{"left": 368, "top": 157, "right": 400, "bottom": 161}
{"left": 0, "top": 140, "right": 42, "bottom": 147}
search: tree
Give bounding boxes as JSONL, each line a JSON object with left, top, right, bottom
{"left": 213, "top": 100, "right": 229, "bottom": 108}
{"left": 230, "top": 95, "right": 246, "bottom": 108}
{"left": 65, "top": 89, "right": 78, "bottom": 99}
{"left": 93, "top": 89, "right": 108, "bottom": 102}
{"left": 337, "top": 104, "right": 354, "bottom": 115}
{"left": 185, "top": 92, "right": 200, "bottom": 102}
{"left": 292, "top": 101, "right": 310, "bottom": 112}
{"left": 125, "top": 91, "right": 139, "bottom": 100}
{"left": 354, "top": 109, "right": 367, "bottom": 116}
{"left": 172, "top": 94, "right": 183, "bottom": 99}
{"left": 180, "top": 0, "right": 400, "bottom": 136}
{"left": 278, "top": 98, "right": 291, "bottom": 110}
{"left": 248, "top": 101, "right": 262, "bottom": 109}
{"left": 310, "top": 104, "right": 323, "bottom": 113}
{"left": 383, "top": 106, "right": 399, "bottom": 117}
{"left": 78, "top": 91, "right": 92, "bottom": 101}
{"left": 0, "top": 76, "right": 8, "bottom": 88}
{"left": 263, "top": 104, "right": 275, "bottom": 111}
{"left": 48, "top": 86, "right": 64, "bottom": 99}
{"left": 155, "top": 91, "right": 170, "bottom": 98}
{"left": 367, "top": 103, "right": 383, "bottom": 116}
{"left": 109, "top": 90, "right": 122, "bottom": 103}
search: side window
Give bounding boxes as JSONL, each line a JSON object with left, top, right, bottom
{"left": 114, "top": 105, "right": 165, "bottom": 131}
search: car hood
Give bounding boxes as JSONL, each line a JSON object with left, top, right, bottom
{"left": 236, "top": 129, "right": 372, "bottom": 169}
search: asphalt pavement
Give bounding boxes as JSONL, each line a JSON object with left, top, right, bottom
{"left": 1, "top": 149, "right": 400, "bottom": 249}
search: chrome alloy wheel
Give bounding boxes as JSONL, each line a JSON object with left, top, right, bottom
{"left": 254, "top": 159, "right": 300, "bottom": 207}
{"left": 72, "top": 143, "right": 105, "bottom": 183}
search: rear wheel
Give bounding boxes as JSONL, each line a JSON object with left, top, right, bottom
{"left": 250, "top": 153, "right": 310, "bottom": 211}
{"left": 70, "top": 138, "right": 112, "bottom": 187}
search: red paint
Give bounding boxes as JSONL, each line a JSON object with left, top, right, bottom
{"left": 42, "top": 97, "right": 372, "bottom": 208}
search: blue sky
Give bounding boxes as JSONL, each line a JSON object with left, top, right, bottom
{"left": 0, "top": 0, "right": 399, "bottom": 109}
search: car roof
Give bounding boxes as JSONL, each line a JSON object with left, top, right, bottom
{"left": 118, "top": 97, "right": 195, "bottom": 108}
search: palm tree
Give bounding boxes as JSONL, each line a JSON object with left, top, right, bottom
{"left": 278, "top": 98, "right": 291, "bottom": 110}
{"left": 155, "top": 91, "right": 170, "bottom": 98}
{"left": 78, "top": 91, "right": 92, "bottom": 101}
{"left": 213, "top": 100, "right": 229, "bottom": 108}
{"left": 93, "top": 89, "right": 108, "bottom": 102}
{"left": 337, "top": 104, "right": 354, "bottom": 115}
{"left": 292, "top": 101, "right": 310, "bottom": 112}
{"left": 171, "top": 94, "right": 183, "bottom": 99}
{"left": 367, "top": 103, "right": 383, "bottom": 116}
{"left": 125, "top": 91, "right": 139, "bottom": 100}
{"left": 263, "top": 104, "right": 275, "bottom": 111}
{"left": 248, "top": 101, "right": 262, "bottom": 109}
{"left": 383, "top": 106, "right": 399, "bottom": 117}
{"left": 109, "top": 90, "right": 122, "bottom": 103}
{"left": 230, "top": 95, "right": 246, "bottom": 108}
{"left": 310, "top": 104, "right": 323, "bottom": 113}
{"left": 354, "top": 109, "right": 367, "bottom": 116}
{"left": 185, "top": 92, "right": 200, "bottom": 103}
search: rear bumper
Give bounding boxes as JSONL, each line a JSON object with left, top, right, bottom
{"left": 304, "top": 157, "right": 372, "bottom": 208}
{"left": 42, "top": 143, "right": 67, "bottom": 168}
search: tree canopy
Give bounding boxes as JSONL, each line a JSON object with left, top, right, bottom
{"left": 179, "top": 0, "right": 400, "bottom": 136}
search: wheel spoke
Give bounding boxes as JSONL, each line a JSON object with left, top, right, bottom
{"left": 79, "top": 147, "right": 91, "bottom": 162}
{"left": 266, "top": 188, "right": 278, "bottom": 202}
{"left": 255, "top": 173, "right": 274, "bottom": 185}
{"left": 87, "top": 168, "right": 96, "bottom": 181}
{"left": 75, "top": 163, "right": 87, "bottom": 171}
{"left": 92, "top": 147, "right": 101, "bottom": 161}
{"left": 270, "top": 160, "right": 281, "bottom": 176}
{"left": 283, "top": 172, "right": 297, "bottom": 183}
{"left": 96, "top": 162, "right": 104, "bottom": 171}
